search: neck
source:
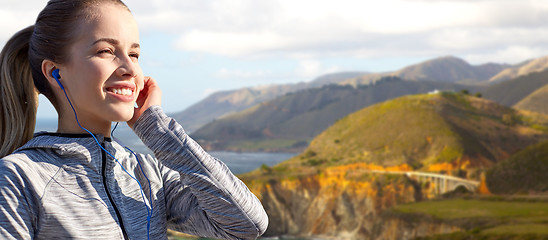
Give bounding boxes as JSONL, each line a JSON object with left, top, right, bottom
{"left": 57, "top": 111, "right": 112, "bottom": 137}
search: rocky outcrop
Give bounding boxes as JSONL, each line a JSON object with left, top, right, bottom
{"left": 244, "top": 164, "right": 463, "bottom": 239}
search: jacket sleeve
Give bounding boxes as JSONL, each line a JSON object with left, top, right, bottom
{"left": 0, "top": 160, "right": 34, "bottom": 240}
{"left": 132, "top": 106, "right": 268, "bottom": 240}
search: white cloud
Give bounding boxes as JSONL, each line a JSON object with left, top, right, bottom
{"left": 215, "top": 68, "right": 273, "bottom": 79}
{"left": 3, "top": 0, "right": 548, "bottom": 66}
{"left": 178, "top": 31, "right": 291, "bottom": 57}
{"left": 295, "top": 60, "right": 340, "bottom": 79}
{"left": 202, "top": 88, "right": 219, "bottom": 98}
{"left": 162, "top": 0, "right": 548, "bottom": 63}
{"left": 465, "top": 45, "right": 548, "bottom": 64}
{"left": 0, "top": 1, "right": 42, "bottom": 44}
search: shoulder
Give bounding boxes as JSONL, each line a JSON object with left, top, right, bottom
{"left": 0, "top": 152, "right": 42, "bottom": 181}
{"left": 1, "top": 152, "right": 34, "bottom": 174}
{"left": 0, "top": 150, "right": 61, "bottom": 186}
{"left": 0, "top": 154, "right": 32, "bottom": 194}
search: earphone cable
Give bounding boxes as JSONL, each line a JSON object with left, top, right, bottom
{"left": 62, "top": 89, "right": 152, "bottom": 240}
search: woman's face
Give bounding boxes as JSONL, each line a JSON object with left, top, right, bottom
{"left": 58, "top": 3, "right": 144, "bottom": 128}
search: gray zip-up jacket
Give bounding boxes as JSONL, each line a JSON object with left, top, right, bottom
{"left": 0, "top": 106, "right": 268, "bottom": 239}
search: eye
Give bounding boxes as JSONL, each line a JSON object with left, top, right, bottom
{"left": 97, "top": 49, "right": 114, "bottom": 55}
{"left": 129, "top": 53, "right": 140, "bottom": 60}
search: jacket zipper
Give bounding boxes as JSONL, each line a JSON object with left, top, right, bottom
{"left": 101, "top": 143, "right": 130, "bottom": 240}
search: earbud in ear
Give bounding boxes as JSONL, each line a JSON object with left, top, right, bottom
{"left": 52, "top": 69, "right": 64, "bottom": 90}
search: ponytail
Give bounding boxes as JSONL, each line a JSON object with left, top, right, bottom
{"left": 0, "top": 26, "right": 37, "bottom": 158}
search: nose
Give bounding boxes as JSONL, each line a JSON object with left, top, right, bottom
{"left": 116, "top": 54, "right": 138, "bottom": 78}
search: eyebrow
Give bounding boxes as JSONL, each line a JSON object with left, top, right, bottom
{"left": 92, "top": 38, "right": 140, "bottom": 49}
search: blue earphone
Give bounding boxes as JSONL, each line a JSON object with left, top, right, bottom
{"left": 51, "top": 68, "right": 153, "bottom": 239}
{"left": 51, "top": 69, "right": 64, "bottom": 90}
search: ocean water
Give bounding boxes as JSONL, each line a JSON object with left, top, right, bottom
{"left": 34, "top": 119, "right": 296, "bottom": 174}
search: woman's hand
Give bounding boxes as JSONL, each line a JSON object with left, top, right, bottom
{"left": 127, "top": 76, "right": 162, "bottom": 128}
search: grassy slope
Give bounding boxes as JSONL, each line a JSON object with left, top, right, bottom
{"left": 391, "top": 197, "right": 548, "bottom": 238}
{"left": 297, "top": 93, "right": 547, "bottom": 169}
{"left": 486, "top": 141, "right": 548, "bottom": 194}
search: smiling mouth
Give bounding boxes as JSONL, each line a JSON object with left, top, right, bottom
{"left": 107, "top": 88, "right": 134, "bottom": 96}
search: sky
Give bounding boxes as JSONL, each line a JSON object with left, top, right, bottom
{"left": 2, "top": 0, "right": 548, "bottom": 119}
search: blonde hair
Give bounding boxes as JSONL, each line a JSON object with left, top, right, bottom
{"left": 0, "top": 0, "right": 129, "bottom": 158}
{"left": 0, "top": 27, "right": 37, "bottom": 158}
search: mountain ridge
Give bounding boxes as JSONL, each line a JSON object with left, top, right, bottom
{"left": 482, "top": 69, "right": 548, "bottom": 107}
{"left": 489, "top": 55, "right": 548, "bottom": 83}
{"left": 339, "top": 56, "right": 511, "bottom": 86}
{"left": 172, "top": 72, "right": 366, "bottom": 132}
{"left": 172, "top": 55, "right": 548, "bottom": 133}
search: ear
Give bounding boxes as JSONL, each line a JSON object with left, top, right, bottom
{"left": 41, "top": 59, "right": 63, "bottom": 90}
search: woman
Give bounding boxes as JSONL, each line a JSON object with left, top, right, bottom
{"left": 0, "top": 0, "right": 268, "bottom": 239}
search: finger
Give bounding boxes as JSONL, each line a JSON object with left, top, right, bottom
{"left": 135, "top": 77, "right": 151, "bottom": 108}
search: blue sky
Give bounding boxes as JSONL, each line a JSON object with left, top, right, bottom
{"left": 2, "top": 0, "right": 548, "bottom": 120}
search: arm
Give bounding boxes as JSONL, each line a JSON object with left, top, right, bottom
{"left": 130, "top": 77, "right": 268, "bottom": 239}
{"left": 133, "top": 106, "right": 268, "bottom": 239}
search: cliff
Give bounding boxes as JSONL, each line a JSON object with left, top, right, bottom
{"left": 244, "top": 163, "right": 464, "bottom": 239}
{"left": 245, "top": 164, "right": 413, "bottom": 238}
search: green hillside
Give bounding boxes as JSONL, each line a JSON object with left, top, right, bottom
{"left": 482, "top": 69, "right": 548, "bottom": 107}
{"left": 192, "top": 77, "right": 479, "bottom": 152}
{"left": 514, "top": 84, "right": 548, "bottom": 115}
{"left": 302, "top": 93, "right": 548, "bottom": 169}
{"left": 486, "top": 141, "right": 548, "bottom": 194}
{"left": 245, "top": 92, "right": 548, "bottom": 178}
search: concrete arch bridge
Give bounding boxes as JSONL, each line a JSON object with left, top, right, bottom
{"left": 368, "top": 170, "right": 480, "bottom": 195}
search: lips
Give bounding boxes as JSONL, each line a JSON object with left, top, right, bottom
{"left": 105, "top": 82, "right": 137, "bottom": 101}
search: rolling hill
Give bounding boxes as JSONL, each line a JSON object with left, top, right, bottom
{"left": 191, "top": 77, "right": 482, "bottom": 152}
{"left": 273, "top": 92, "right": 548, "bottom": 172}
{"left": 488, "top": 55, "right": 548, "bottom": 83}
{"left": 482, "top": 69, "right": 548, "bottom": 107}
{"left": 486, "top": 140, "right": 548, "bottom": 194}
{"left": 514, "top": 83, "right": 548, "bottom": 115}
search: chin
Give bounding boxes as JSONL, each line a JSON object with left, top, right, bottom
{"left": 111, "top": 108, "right": 135, "bottom": 122}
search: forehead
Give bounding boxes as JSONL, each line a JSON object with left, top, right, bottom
{"left": 74, "top": 3, "right": 139, "bottom": 46}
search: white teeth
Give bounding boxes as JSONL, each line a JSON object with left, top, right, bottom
{"left": 111, "top": 88, "right": 133, "bottom": 96}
